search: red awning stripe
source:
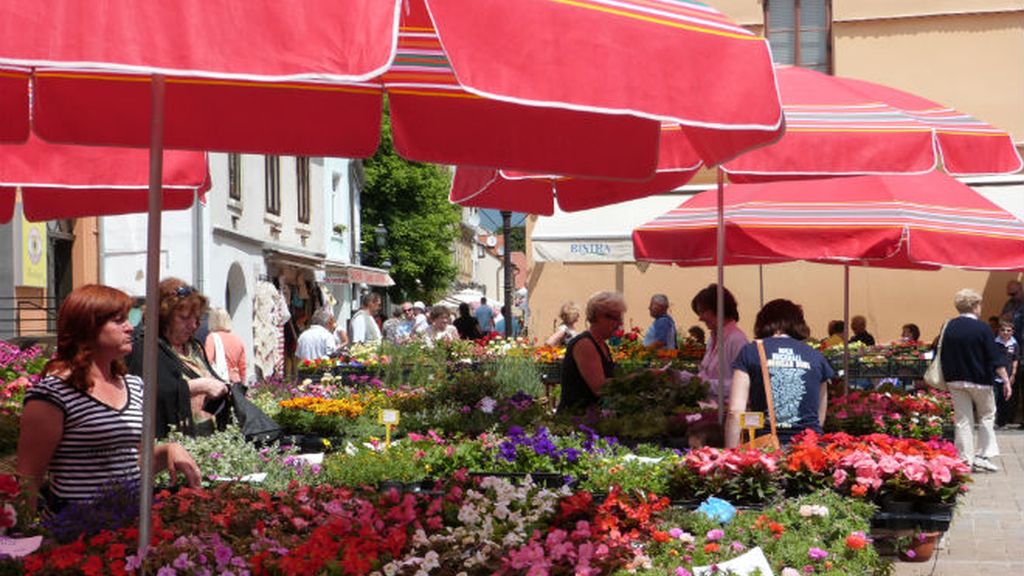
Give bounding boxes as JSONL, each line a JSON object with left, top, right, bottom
{"left": 558, "top": 0, "right": 761, "bottom": 40}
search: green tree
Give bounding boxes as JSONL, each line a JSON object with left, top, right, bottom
{"left": 505, "top": 225, "right": 525, "bottom": 253}
{"left": 361, "top": 110, "right": 460, "bottom": 303}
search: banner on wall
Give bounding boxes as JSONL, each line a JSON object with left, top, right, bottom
{"left": 20, "top": 216, "right": 47, "bottom": 288}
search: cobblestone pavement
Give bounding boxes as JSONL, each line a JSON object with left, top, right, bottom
{"left": 894, "top": 429, "right": 1024, "bottom": 575}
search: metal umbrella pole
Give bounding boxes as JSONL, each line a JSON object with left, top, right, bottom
{"left": 716, "top": 168, "right": 726, "bottom": 423}
{"left": 502, "top": 210, "right": 514, "bottom": 338}
{"left": 138, "top": 74, "right": 165, "bottom": 556}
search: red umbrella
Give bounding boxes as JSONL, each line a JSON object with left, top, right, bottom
{"left": 0, "top": 134, "right": 209, "bottom": 223}
{"left": 0, "top": 0, "right": 783, "bottom": 179}
{"left": 0, "top": 0, "right": 783, "bottom": 550}
{"left": 450, "top": 124, "right": 703, "bottom": 215}
{"left": 633, "top": 172, "right": 1024, "bottom": 270}
{"left": 723, "top": 66, "right": 1023, "bottom": 181}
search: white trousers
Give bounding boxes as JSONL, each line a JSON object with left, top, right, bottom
{"left": 948, "top": 381, "right": 999, "bottom": 464}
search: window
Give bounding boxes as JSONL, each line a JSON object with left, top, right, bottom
{"left": 227, "top": 154, "right": 242, "bottom": 201}
{"left": 265, "top": 156, "right": 280, "bottom": 216}
{"left": 764, "top": 0, "right": 831, "bottom": 73}
{"left": 296, "top": 157, "right": 310, "bottom": 224}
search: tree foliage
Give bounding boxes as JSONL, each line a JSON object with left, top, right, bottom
{"left": 361, "top": 110, "right": 461, "bottom": 303}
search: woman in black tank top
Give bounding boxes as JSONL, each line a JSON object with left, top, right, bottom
{"left": 557, "top": 291, "right": 626, "bottom": 413}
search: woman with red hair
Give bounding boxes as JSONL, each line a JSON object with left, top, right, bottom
{"left": 16, "top": 284, "right": 201, "bottom": 513}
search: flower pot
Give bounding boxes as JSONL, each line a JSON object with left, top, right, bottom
{"left": 899, "top": 531, "right": 942, "bottom": 562}
{"left": 915, "top": 500, "right": 955, "bottom": 515}
{"left": 879, "top": 496, "right": 916, "bottom": 514}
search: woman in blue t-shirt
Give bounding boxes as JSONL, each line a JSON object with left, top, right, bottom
{"left": 725, "top": 299, "right": 834, "bottom": 447}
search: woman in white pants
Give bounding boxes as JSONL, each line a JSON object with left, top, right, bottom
{"left": 939, "top": 289, "right": 1012, "bottom": 472}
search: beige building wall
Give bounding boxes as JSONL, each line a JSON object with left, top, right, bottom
{"left": 527, "top": 3, "right": 1024, "bottom": 345}
{"left": 71, "top": 217, "right": 99, "bottom": 287}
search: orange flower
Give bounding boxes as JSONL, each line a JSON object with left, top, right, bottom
{"left": 704, "top": 542, "right": 720, "bottom": 553}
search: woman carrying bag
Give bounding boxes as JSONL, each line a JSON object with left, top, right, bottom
{"left": 725, "top": 299, "right": 834, "bottom": 448}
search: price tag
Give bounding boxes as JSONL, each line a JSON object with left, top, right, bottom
{"left": 741, "top": 412, "right": 764, "bottom": 429}
{"left": 379, "top": 409, "right": 400, "bottom": 425}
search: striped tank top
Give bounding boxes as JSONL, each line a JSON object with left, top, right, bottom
{"left": 25, "top": 374, "right": 144, "bottom": 502}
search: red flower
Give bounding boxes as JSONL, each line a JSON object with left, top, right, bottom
{"left": 704, "top": 542, "right": 720, "bottom": 553}
{"left": 846, "top": 532, "right": 868, "bottom": 550}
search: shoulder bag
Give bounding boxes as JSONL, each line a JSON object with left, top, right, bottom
{"left": 741, "top": 340, "right": 782, "bottom": 451}
{"left": 923, "top": 321, "right": 949, "bottom": 391}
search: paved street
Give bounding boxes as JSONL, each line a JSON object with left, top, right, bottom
{"left": 895, "top": 429, "right": 1024, "bottom": 575}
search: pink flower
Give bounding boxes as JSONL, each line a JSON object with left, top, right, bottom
{"left": 676, "top": 568, "right": 692, "bottom": 576}
{"left": 808, "top": 547, "right": 829, "bottom": 561}
{"left": 706, "top": 529, "right": 724, "bottom": 542}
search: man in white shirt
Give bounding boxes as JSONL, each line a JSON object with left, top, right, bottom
{"left": 412, "top": 300, "right": 429, "bottom": 336}
{"left": 349, "top": 292, "right": 383, "bottom": 344}
{"left": 296, "top": 308, "right": 338, "bottom": 361}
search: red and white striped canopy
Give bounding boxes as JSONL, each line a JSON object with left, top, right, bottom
{"left": 449, "top": 123, "right": 703, "bottom": 215}
{"left": 633, "top": 171, "right": 1024, "bottom": 271}
{"left": 0, "top": 134, "right": 208, "bottom": 223}
{"left": 0, "top": 0, "right": 783, "bottom": 179}
{"left": 722, "top": 66, "right": 1022, "bottom": 181}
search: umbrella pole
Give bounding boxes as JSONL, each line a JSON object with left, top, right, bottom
{"left": 138, "top": 74, "right": 166, "bottom": 557}
{"left": 502, "top": 210, "right": 513, "bottom": 338}
{"left": 716, "top": 168, "right": 726, "bottom": 424}
{"left": 843, "top": 265, "right": 850, "bottom": 395}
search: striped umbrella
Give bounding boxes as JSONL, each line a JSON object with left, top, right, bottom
{"left": 449, "top": 124, "right": 703, "bottom": 215}
{"left": 0, "top": 0, "right": 783, "bottom": 180}
{"left": 0, "top": 134, "right": 209, "bottom": 224}
{"left": 723, "top": 66, "right": 1023, "bottom": 180}
{"left": 633, "top": 171, "right": 1024, "bottom": 270}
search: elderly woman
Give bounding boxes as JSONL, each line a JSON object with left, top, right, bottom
{"left": 691, "top": 284, "right": 748, "bottom": 402}
{"left": 725, "top": 299, "right": 834, "bottom": 448}
{"left": 127, "top": 278, "right": 228, "bottom": 438}
{"left": 423, "top": 305, "right": 459, "bottom": 346}
{"left": 546, "top": 301, "right": 581, "bottom": 347}
{"left": 557, "top": 291, "right": 625, "bottom": 413}
{"left": 204, "top": 307, "right": 247, "bottom": 384}
{"left": 17, "top": 284, "right": 200, "bottom": 513}
{"left": 940, "top": 289, "right": 1011, "bottom": 472}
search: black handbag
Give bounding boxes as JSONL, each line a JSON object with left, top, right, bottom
{"left": 229, "top": 383, "right": 282, "bottom": 444}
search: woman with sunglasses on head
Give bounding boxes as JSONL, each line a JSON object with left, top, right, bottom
{"left": 556, "top": 291, "right": 627, "bottom": 413}
{"left": 127, "top": 277, "right": 228, "bottom": 438}
{"left": 17, "top": 284, "right": 201, "bottom": 514}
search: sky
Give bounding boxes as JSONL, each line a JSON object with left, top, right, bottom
{"left": 477, "top": 209, "right": 527, "bottom": 231}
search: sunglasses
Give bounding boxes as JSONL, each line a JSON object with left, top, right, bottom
{"left": 175, "top": 285, "right": 195, "bottom": 297}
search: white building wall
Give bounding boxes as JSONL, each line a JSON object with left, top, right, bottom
{"left": 100, "top": 208, "right": 196, "bottom": 297}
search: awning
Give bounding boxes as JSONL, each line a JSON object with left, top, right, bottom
{"left": 530, "top": 179, "right": 1024, "bottom": 264}
{"left": 324, "top": 261, "right": 395, "bottom": 287}
{"left": 531, "top": 194, "right": 694, "bottom": 263}
{"left": 264, "top": 246, "right": 325, "bottom": 271}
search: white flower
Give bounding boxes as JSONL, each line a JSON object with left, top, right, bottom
{"left": 478, "top": 396, "right": 497, "bottom": 413}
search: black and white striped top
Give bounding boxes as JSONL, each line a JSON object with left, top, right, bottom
{"left": 25, "top": 374, "right": 143, "bottom": 502}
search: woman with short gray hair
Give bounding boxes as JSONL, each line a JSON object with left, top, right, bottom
{"left": 940, "top": 288, "right": 1011, "bottom": 472}
{"left": 558, "top": 291, "right": 626, "bottom": 413}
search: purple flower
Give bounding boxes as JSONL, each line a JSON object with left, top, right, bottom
{"left": 808, "top": 547, "right": 829, "bottom": 561}
{"left": 498, "top": 442, "right": 519, "bottom": 462}
{"left": 669, "top": 527, "right": 684, "bottom": 539}
{"left": 676, "top": 568, "right": 692, "bottom": 576}
{"left": 172, "top": 553, "right": 191, "bottom": 570}
{"left": 213, "top": 542, "right": 233, "bottom": 567}
{"left": 706, "top": 529, "right": 724, "bottom": 542}
{"left": 157, "top": 567, "right": 177, "bottom": 576}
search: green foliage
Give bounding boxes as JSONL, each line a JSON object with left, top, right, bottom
{"left": 362, "top": 104, "right": 461, "bottom": 303}
{"left": 320, "top": 444, "right": 431, "bottom": 487}
{"left": 164, "top": 425, "right": 319, "bottom": 491}
{"left": 492, "top": 355, "right": 544, "bottom": 398}
{"left": 634, "top": 490, "right": 890, "bottom": 576}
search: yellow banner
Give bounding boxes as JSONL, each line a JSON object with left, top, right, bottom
{"left": 21, "top": 217, "right": 47, "bottom": 288}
